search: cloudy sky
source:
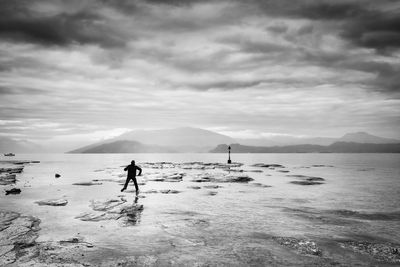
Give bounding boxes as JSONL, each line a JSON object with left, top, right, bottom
{"left": 0, "top": 0, "right": 399, "bottom": 150}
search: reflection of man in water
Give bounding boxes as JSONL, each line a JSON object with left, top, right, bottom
{"left": 121, "top": 160, "right": 142, "bottom": 192}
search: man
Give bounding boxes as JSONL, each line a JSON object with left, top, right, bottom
{"left": 121, "top": 160, "right": 142, "bottom": 192}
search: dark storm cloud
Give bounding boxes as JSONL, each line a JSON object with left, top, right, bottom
{"left": 340, "top": 12, "right": 400, "bottom": 53}
{"left": 0, "top": 2, "right": 126, "bottom": 47}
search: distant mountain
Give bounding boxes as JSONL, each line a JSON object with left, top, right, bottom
{"left": 337, "top": 132, "right": 400, "bottom": 144}
{"left": 70, "top": 140, "right": 178, "bottom": 153}
{"left": 69, "top": 127, "right": 236, "bottom": 153}
{"left": 210, "top": 142, "right": 400, "bottom": 153}
{"left": 0, "top": 137, "right": 42, "bottom": 153}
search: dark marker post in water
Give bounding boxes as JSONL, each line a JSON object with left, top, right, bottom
{"left": 121, "top": 160, "right": 142, "bottom": 192}
{"left": 227, "top": 146, "right": 232, "bottom": 164}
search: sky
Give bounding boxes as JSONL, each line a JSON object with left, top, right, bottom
{"left": 0, "top": 0, "right": 399, "bottom": 151}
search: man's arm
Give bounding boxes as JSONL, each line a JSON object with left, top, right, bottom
{"left": 136, "top": 166, "right": 142, "bottom": 176}
{"left": 124, "top": 166, "right": 128, "bottom": 171}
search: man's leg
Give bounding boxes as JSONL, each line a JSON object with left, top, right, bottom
{"left": 121, "top": 177, "right": 131, "bottom": 192}
{"left": 133, "top": 177, "right": 139, "bottom": 191}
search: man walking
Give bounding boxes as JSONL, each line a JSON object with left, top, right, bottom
{"left": 121, "top": 160, "right": 142, "bottom": 192}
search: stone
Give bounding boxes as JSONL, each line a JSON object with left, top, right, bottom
{"left": 252, "top": 163, "right": 284, "bottom": 168}
{"left": 0, "top": 174, "right": 16, "bottom": 185}
{"left": 35, "top": 199, "right": 68, "bottom": 206}
{"left": 340, "top": 240, "right": 400, "bottom": 263}
{"left": 72, "top": 182, "right": 103, "bottom": 186}
{"left": 290, "top": 181, "right": 324, "bottom": 185}
{"left": 273, "top": 236, "right": 322, "bottom": 256}
{"left": 5, "top": 188, "right": 21, "bottom": 195}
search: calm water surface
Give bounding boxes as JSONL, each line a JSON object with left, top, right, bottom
{"left": 1, "top": 153, "right": 399, "bottom": 265}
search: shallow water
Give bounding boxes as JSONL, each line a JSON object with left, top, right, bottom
{"left": 1, "top": 153, "right": 400, "bottom": 266}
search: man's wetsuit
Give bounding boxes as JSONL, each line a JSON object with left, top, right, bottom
{"left": 122, "top": 164, "right": 142, "bottom": 191}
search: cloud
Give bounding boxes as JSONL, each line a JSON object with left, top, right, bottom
{"left": 0, "top": 0, "right": 400, "bottom": 150}
{"left": 0, "top": 1, "right": 129, "bottom": 48}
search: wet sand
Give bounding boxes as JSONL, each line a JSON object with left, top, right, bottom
{"left": 1, "top": 155, "right": 400, "bottom": 266}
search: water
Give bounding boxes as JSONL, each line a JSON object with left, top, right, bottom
{"left": 1, "top": 153, "right": 400, "bottom": 265}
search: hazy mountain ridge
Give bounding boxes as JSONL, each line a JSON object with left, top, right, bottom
{"left": 2, "top": 127, "right": 400, "bottom": 153}
{"left": 71, "top": 140, "right": 178, "bottom": 153}
{"left": 211, "top": 142, "right": 400, "bottom": 153}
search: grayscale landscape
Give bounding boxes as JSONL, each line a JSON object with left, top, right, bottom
{"left": 1, "top": 0, "right": 400, "bottom": 266}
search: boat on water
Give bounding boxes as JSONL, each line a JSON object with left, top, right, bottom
{"left": 4, "top": 153, "right": 15, "bottom": 156}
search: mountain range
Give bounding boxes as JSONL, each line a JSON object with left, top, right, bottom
{"left": 1, "top": 127, "right": 399, "bottom": 153}
{"left": 68, "top": 128, "right": 400, "bottom": 154}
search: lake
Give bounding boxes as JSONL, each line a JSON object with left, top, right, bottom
{"left": 1, "top": 153, "right": 399, "bottom": 266}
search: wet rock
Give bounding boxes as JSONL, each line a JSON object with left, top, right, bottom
{"left": 142, "top": 189, "right": 158, "bottom": 194}
{"left": 187, "top": 186, "right": 201, "bottom": 190}
{"left": 55, "top": 173, "right": 61, "bottom": 178}
{"left": 192, "top": 173, "right": 253, "bottom": 183}
{"left": 277, "top": 170, "right": 289, "bottom": 173}
{"left": 159, "top": 189, "right": 180, "bottom": 194}
{"left": 120, "top": 204, "right": 144, "bottom": 225}
{"left": 287, "top": 175, "right": 325, "bottom": 181}
{"left": 290, "top": 181, "right": 324, "bottom": 185}
{"left": 222, "top": 175, "right": 253, "bottom": 183}
{"left": 340, "top": 240, "right": 400, "bottom": 263}
{"left": 203, "top": 185, "right": 222, "bottom": 189}
{"left": 0, "top": 167, "right": 24, "bottom": 174}
{"left": 243, "top": 169, "right": 263, "bottom": 173}
{"left": 5, "top": 188, "right": 21, "bottom": 195}
{"left": 327, "top": 209, "right": 400, "bottom": 221}
{"left": 252, "top": 163, "right": 284, "bottom": 168}
{"left": 250, "top": 183, "right": 272, "bottom": 188}
{"left": 72, "top": 182, "right": 103, "bottom": 186}
{"left": 273, "top": 236, "right": 322, "bottom": 256}
{"left": 35, "top": 198, "right": 68, "bottom": 206}
{"left": 0, "top": 174, "right": 16, "bottom": 185}
{"left": 0, "top": 210, "right": 40, "bottom": 265}
{"left": 147, "top": 172, "right": 185, "bottom": 182}
{"left": 312, "top": 164, "right": 334, "bottom": 167}
{"left": 75, "top": 212, "right": 123, "bottom": 222}
{"left": 207, "top": 191, "right": 218, "bottom": 196}
{"left": 90, "top": 198, "right": 126, "bottom": 211}
{"left": 59, "top": 236, "right": 94, "bottom": 248}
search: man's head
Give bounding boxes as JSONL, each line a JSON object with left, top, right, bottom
{"left": 131, "top": 160, "right": 135, "bottom": 165}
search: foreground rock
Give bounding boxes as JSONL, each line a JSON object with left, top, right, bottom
{"left": 76, "top": 197, "right": 144, "bottom": 225}
{"left": 192, "top": 172, "right": 253, "bottom": 183}
{"left": 35, "top": 198, "right": 68, "bottom": 206}
{"left": 73, "top": 182, "right": 103, "bottom": 186}
{"left": 0, "top": 210, "right": 40, "bottom": 265}
{"left": 0, "top": 174, "right": 16, "bottom": 185}
{"left": 0, "top": 167, "right": 24, "bottom": 174}
{"left": 339, "top": 240, "right": 400, "bottom": 263}
{"left": 273, "top": 236, "right": 322, "bottom": 256}
{"left": 290, "top": 181, "right": 324, "bottom": 185}
{"left": 252, "top": 163, "right": 284, "bottom": 168}
{"left": 288, "top": 174, "right": 325, "bottom": 185}
{"left": 5, "top": 188, "right": 21, "bottom": 195}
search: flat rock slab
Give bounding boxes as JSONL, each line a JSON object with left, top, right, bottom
{"left": 192, "top": 173, "right": 253, "bottom": 183}
{"left": 0, "top": 210, "right": 40, "bottom": 265}
{"left": 0, "top": 167, "right": 24, "bottom": 174}
{"left": 273, "top": 236, "right": 322, "bottom": 256}
{"left": 252, "top": 163, "right": 284, "bottom": 168}
{"left": 5, "top": 188, "right": 21, "bottom": 195}
{"left": 250, "top": 183, "right": 272, "bottom": 188}
{"left": 290, "top": 181, "right": 324, "bottom": 185}
{"left": 0, "top": 174, "right": 16, "bottom": 185}
{"left": 35, "top": 198, "right": 68, "bottom": 206}
{"left": 72, "top": 182, "right": 103, "bottom": 186}
{"left": 339, "top": 240, "right": 400, "bottom": 263}
{"left": 76, "top": 198, "right": 144, "bottom": 225}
